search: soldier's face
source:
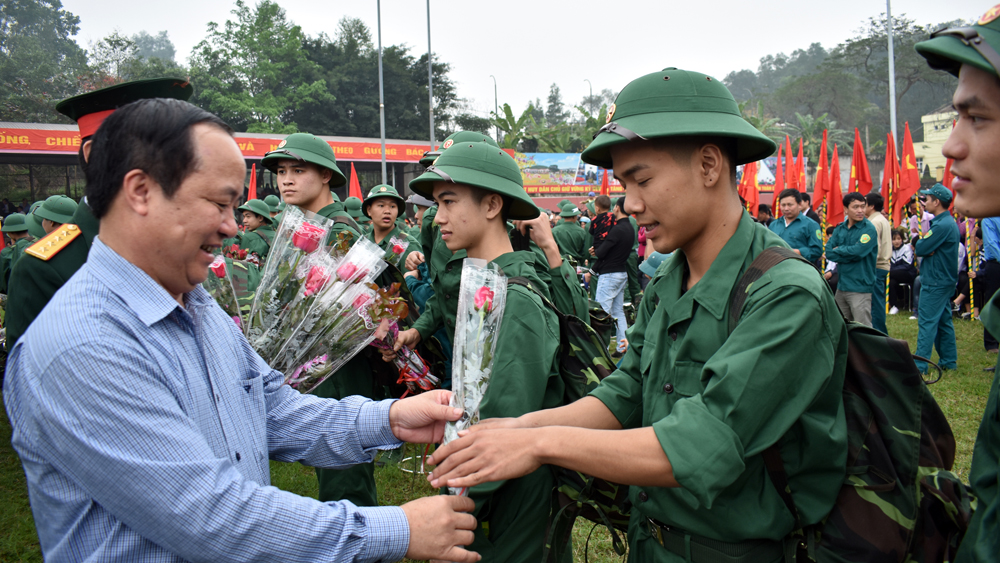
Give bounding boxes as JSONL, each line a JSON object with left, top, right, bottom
{"left": 368, "top": 198, "right": 398, "bottom": 231}
{"left": 146, "top": 124, "right": 242, "bottom": 300}
{"left": 944, "top": 64, "right": 1000, "bottom": 218}
{"left": 275, "top": 161, "right": 333, "bottom": 208}
{"left": 242, "top": 211, "right": 264, "bottom": 230}
{"left": 431, "top": 182, "right": 496, "bottom": 253}
{"left": 779, "top": 196, "right": 800, "bottom": 220}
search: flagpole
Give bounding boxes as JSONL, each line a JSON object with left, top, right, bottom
{"left": 377, "top": 0, "right": 387, "bottom": 184}
{"left": 887, "top": 0, "right": 898, "bottom": 147}
{"left": 426, "top": 0, "right": 435, "bottom": 152}
{"left": 970, "top": 219, "right": 978, "bottom": 315}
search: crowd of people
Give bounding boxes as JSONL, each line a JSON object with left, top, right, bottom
{"left": 1, "top": 7, "right": 999, "bottom": 563}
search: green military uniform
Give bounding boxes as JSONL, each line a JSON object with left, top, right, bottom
{"left": 236, "top": 199, "right": 275, "bottom": 262}
{"left": 551, "top": 204, "right": 590, "bottom": 268}
{"left": 411, "top": 140, "right": 568, "bottom": 562}
{"left": 262, "top": 132, "right": 376, "bottom": 507}
{"left": 0, "top": 214, "right": 33, "bottom": 293}
{"left": 625, "top": 214, "right": 641, "bottom": 303}
{"left": 581, "top": 68, "right": 846, "bottom": 561}
{"left": 4, "top": 78, "right": 194, "bottom": 346}
{"left": 362, "top": 184, "right": 417, "bottom": 266}
{"left": 24, "top": 201, "right": 46, "bottom": 239}
{"left": 917, "top": 18, "right": 1000, "bottom": 560}
{"left": 825, "top": 217, "right": 878, "bottom": 292}
{"left": 912, "top": 186, "right": 961, "bottom": 373}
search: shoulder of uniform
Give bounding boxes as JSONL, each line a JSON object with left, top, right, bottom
{"left": 24, "top": 224, "right": 82, "bottom": 261}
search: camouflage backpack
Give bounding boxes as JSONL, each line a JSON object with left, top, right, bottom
{"left": 506, "top": 277, "right": 631, "bottom": 562}
{"left": 730, "top": 247, "right": 975, "bottom": 563}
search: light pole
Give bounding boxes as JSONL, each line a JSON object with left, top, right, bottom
{"left": 887, "top": 0, "right": 898, "bottom": 149}
{"left": 490, "top": 74, "right": 499, "bottom": 143}
{"left": 584, "top": 78, "right": 593, "bottom": 114}
{"left": 377, "top": 0, "right": 387, "bottom": 184}
{"left": 426, "top": 0, "right": 435, "bottom": 150}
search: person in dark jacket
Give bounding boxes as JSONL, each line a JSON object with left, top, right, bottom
{"left": 593, "top": 196, "right": 634, "bottom": 355}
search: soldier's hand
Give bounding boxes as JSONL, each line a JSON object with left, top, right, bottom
{"left": 427, "top": 427, "right": 542, "bottom": 489}
{"left": 402, "top": 495, "right": 479, "bottom": 562}
{"left": 406, "top": 251, "right": 425, "bottom": 271}
{"left": 404, "top": 269, "right": 420, "bottom": 279}
{"left": 382, "top": 328, "right": 422, "bottom": 362}
{"left": 971, "top": 271, "right": 978, "bottom": 279}
{"left": 389, "top": 389, "right": 462, "bottom": 443}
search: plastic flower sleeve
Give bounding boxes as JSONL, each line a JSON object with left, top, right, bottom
{"left": 442, "top": 258, "right": 508, "bottom": 496}
{"left": 201, "top": 254, "right": 242, "bottom": 327}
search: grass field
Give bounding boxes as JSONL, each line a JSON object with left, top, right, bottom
{"left": 0, "top": 313, "right": 994, "bottom": 562}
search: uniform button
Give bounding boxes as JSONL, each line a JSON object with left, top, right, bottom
{"left": 669, "top": 331, "right": 678, "bottom": 341}
{"left": 235, "top": 452, "right": 241, "bottom": 461}
{"left": 446, "top": 293, "right": 452, "bottom": 299}
{"left": 447, "top": 265, "right": 453, "bottom": 272}
{"left": 638, "top": 491, "right": 649, "bottom": 502}
{"left": 663, "top": 383, "right": 674, "bottom": 394}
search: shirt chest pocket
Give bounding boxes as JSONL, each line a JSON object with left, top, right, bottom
{"left": 644, "top": 361, "right": 706, "bottom": 423}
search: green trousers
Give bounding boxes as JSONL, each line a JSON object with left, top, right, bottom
{"left": 625, "top": 252, "right": 641, "bottom": 303}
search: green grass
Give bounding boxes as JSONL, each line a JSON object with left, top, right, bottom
{"left": 0, "top": 313, "right": 993, "bottom": 561}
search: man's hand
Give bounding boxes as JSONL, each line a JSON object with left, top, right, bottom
{"left": 381, "top": 327, "right": 422, "bottom": 362}
{"left": 427, "top": 427, "right": 542, "bottom": 489}
{"left": 405, "top": 251, "right": 425, "bottom": 272}
{"left": 402, "top": 495, "right": 479, "bottom": 562}
{"left": 823, "top": 271, "right": 833, "bottom": 280}
{"left": 513, "top": 215, "right": 562, "bottom": 268}
{"left": 404, "top": 269, "right": 420, "bottom": 279}
{"left": 791, "top": 248, "right": 802, "bottom": 255}
{"left": 589, "top": 246, "right": 596, "bottom": 257}
{"left": 971, "top": 270, "right": 978, "bottom": 279}
{"left": 389, "top": 389, "right": 462, "bottom": 443}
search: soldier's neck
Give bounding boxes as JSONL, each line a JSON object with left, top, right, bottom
{"left": 300, "top": 189, "right": 336, "bottom": 214}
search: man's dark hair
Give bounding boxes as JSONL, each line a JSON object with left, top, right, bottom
{"left": 652, "top": 136, "right": 739, "bottom": 185}
{"left": 595, "top": 195, "right": 612, "bottom": 210}
{"left": 468, "top": 185, "right": 512, "bottom": 223}
{"left": 864, "top": 192, "right": 884, "bottom": 211}
{"left": 843, "top": 191, "right": 866, "bottom": 208}
{"left": 777, "top": 188, "right": 801, "bottom": 203}
{"left": 801, "top": 192, "right": 811, "bottom": 204}
{"left": 757, "top": 204, "right": 771, "bottom": 215}
{"left": 615, "top": 196, "right": 627, "bottom": 214}
{"left": 85, "top": 98, "right": 233, "bottom": 219}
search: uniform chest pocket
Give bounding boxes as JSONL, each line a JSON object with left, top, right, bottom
{"left": 662, "top": 361, "right": 708, "bottom": 397}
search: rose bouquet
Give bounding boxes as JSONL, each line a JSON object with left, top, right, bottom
{"left": 202, "top": 254, "right": 243, "bottom": 327}
{"left": 370, "top": 322, "right": 441, "bottom": 397}
{"left": 283, "top": 282, "right": 410, "bottom": 394}
{"left": 441, "top": 258, "right": 508, "bottom": 496}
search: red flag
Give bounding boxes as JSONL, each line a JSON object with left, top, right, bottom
{"left": 796, "top": 138, "right": 806, "bottom": 192}
{"left": 897, "top": 122, "right": 921, "bottom": 212}
{"left": 849, "top": 128, "right": 873, "bottom": 194}
{"left": 942, "top": 120, "right": 956, "bottom": 209}
{"left": 784, "top": 136, "right": 796, "bottom": 192}
{"left": 247, "top": 163, "right": 257, "bottom": 201}
{"left": 600, "top": 168, "right": 610, "bottom": 196}
{"left": 348, "top": 163, "right": 363, "bottom": 200}
{"left": 813, "top": 130, "right": 829, "bottom": 212}
{"left": 774, "top": 143, "right": 784, "bottom": 193}
{"left": 883, "top": 134, "right": 904, "bottom": 226}
{"left": 828, "top": 144, "right": 844, "bottom": 225}
{"left": 738, "top": 161, "right": 759, "bottom": 214}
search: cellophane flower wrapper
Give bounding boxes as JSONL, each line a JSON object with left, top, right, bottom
{"left": 202, "top": 254, "right": 243, "bottom": 328}
{"left": 383, "top": 235, "right": 410, "bottom": 268}
{"left": 370, "top": 322, "right": 440, "bottom": 396}
{"left": 284, "top": 282, "right": 409, "bottom": 394}
{"left": 442, "top": 258, "right": 508, "bottom": 496}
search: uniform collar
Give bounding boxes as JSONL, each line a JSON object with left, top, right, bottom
{"left": 930, "top": 210, "right": 953, "bottom": 224}
{"left": 492, "top": 250, "right": 541, "bottom": 281}
{"left": 87, "top": 237, "right": 211, "bottom": 326}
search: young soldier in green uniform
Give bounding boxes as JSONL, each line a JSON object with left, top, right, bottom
{"left": 911, "top": 184, "right": 960, "bottom": 373}
{"left": 769, "top": 188, "right": 823, "bottom": 264}
{"left": 24, "top": 201, "right": 46, "bottom": 240}
{"left": 552, "top": 203, "right": 590, "bottom": 268}
{"left": 825, "top": 191, "right": 878, "bottom": 327}
{"left": 263, "top": 194, "right": 281, "bottom": 219}
{"left": 344, "top": 196, "right": 367, "bottom": 232}
{"left": 34, "top": 195, "right": 78, "bottom": 235}
{"left": 401, "top": 141, "right": 567, "bottom": 562}
{"left": 0, "top": 214, "right": 34, "bottom": 293}
{"left": 916, "top": 12, "right": 1000, "bottom": 559}
{"left": 362, "top": 184, "right": 418, "bottom": 266}
{"left": 428, "top": 68, "right": 848, "bottom": 563}
{"left": 5, "top": 78, "right": 194, "bottom": 345}
{"left": 261, "top": 133, "right": 379, "bottom": 508}
{"left": 236, "top": 199, "right": 275, "bottom": 263}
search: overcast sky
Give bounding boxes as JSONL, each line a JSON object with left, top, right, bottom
{"left": 63, "top": 0, "right": 987, "bottom": 128}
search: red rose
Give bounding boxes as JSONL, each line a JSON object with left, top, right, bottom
{"left": 303, "top": 266, "right": 330, "bottom": 297}
{"left": 291, "top": 222, "right": 326, "bottom": 253}
{"left": 392, "top": 244, "right": 405, "bottom": 255}
{"left": 209, "top": 256, "right": 227, "bottom": 278}
{"left": 474, "top": 286, "right": 494, "bottom": 312}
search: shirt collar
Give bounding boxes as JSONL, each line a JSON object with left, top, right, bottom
{"left": 86, "top": 237, "right": 211, "bottom": 326}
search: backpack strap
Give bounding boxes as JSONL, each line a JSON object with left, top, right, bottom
{"left": 508, "top": 276, "right": 559, "bottom": 311}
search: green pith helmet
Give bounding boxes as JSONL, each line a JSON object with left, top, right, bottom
{"left": 558, "top": 198, "right": 573, "bottom": 209}
{"left": 263, "top": 194, "right": 281, "bottom": 213}
{"left": 560, "top": 204, "right": 582, "bottom": 218}
{"left": 586, "top": 201, "right": 596, "bottom": 215}
{"left": 345, "top": 196, "right": 365, "bottom": 221}
{"left": 34, "top": 195, "right": 78, "bottom": 225}
{"left": 581, "top": 68, "right": 777, "bottom": 169}
{"left": 916, "top": 7, "right": 1000, "bottom": 78}
{"left": 56, "top": 77, "right": 194, "bottom": 138}
{"left": 261, "top": 133, "right": 348, "bottom": 188}
{"left": 238, "top": 199, "right": 274, "bottom": 224}
{"left": 25, "top": 201, "right": 45, "bottom": 239}
{"left": 419, "top": 131, "right": 501, "bottom": 167}
{"left": 1, "top": 213, "right": 29, "bottom": 233}
{"left": 362, "top": 184, "right": 406, "bottom": 218}
{"left": 410, "top": 141, "right": 539, "bottom": 220}
{"left": 277, "top": 201, "right": 286, "bottom": 212}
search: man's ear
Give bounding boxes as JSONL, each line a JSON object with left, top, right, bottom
{"left": 696, "top": 144, "right": 724, "bottom": 189}
{"left": 119, "top": 169, "right": 157, "bottom": 216}
{"left": 82, "top": 139, "right": 93, "bottom": 163}
{"left": 484, "top": 193, "right": 504, "bottom": 221}
{"left": 320, "top": 167, "right": 334, "bottom": 185}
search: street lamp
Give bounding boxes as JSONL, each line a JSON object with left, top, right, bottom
{"left": 426, "top": 0, "right": 434, "bottom": 150}
{"left": 377, "top": 0, "right": 387, "bottom": 184}
{"left": 490, "top": 75, "right": 499, "bottom": 143}
{"left": 584, "top": 78, "right": 593, "bottom": 114}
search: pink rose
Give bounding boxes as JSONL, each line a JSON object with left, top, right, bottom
{"left": 392, "top": 244, "right": 405, "bottom": 255}
{"left": 474, "top": 286, "right": 494, "bottom": 312}
{"left": 209, "top": 256, "right": 226, "bottom": 278}
{"left": 291, "top": 222, "right": 326, "bottom": 253}
{"left": 336, "top": 262, "right": 358, "bottom": 280}
{"left": 231, "top": 315, "right": 242, "bottom": 328}
{"left": 303, "top": 266, "right": 330, "bottom": 297}
{"left": 352, "top": 294, "right": 372, "bottom": 311}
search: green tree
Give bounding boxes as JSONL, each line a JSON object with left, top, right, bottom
{"left": 738, "top": 100, "right": 783, "bottom": 142}
{"left": 133, "top": 30, "right": 175, "bottom": 62}
{"left": 188, "top": 0, "right": 334, "bottom": 133}
{"left": 769, "top": 69, "right": 877, "bottom": 133}
{"left": 786, "top": 113, "right": 851, "bottom": 180}
{"left": 489, "top": 102, "right": 536, "bottom": 149}
{"left": 0, "top": 0, "right": 89, "bottom": 123}
{"left": 545, "top": 83, "right": 569, "bottom": 125}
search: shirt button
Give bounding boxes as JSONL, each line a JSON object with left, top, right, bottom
{"left": 235, "top": 452, "right": 241, "bottom": 461}
{"left": 215, "top": 394, "right": 220, "bottom": 402}
{"left": 669, "top": 331, "right": 678, "bottom": 341}
{"left": 663, "top": 383, "right": 674, "bottom": 394}
{"left": 638, "top": 491, "right": 649, "bottom": 502}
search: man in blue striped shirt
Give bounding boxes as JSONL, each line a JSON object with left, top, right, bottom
{"left": 3, "top": 98, "right": 479, "bottom": 563}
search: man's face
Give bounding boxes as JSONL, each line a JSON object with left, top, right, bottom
{"left": 865, "top": 203, "right": 875, "bottom": 216}
{"left": 799, "top": 199, "right": 810, "bottom": 213}
{"left": 144, "top": 124, "right": 243, "bottom": 299}
{"left": 414, "top": 205, "right": 428, "bottom": 229}
{"left": 431, "top": 182, "right": 490, "bottom": 252}
{"left": 608, "top": 141, "right": 705, "bottom": 254}
{"left": 368, "top": 198, "right": 399, "bottom": 231}
{"left": 847, "top": 199, "right": 867, "bottom": 223}
{"left": 779, "top": 196, "right": 799, "bottom": 220}
{"left": 944, "top": 64, "right": 1000, "bottom": 218}
{"left": 275, "top": 160, "right": 331, "bottom": 208}
{"left": 242, "top": 210, "right": 264, "bottom": 231}
{"left": 923, "top": 195, "right": 945, "bottom": 215}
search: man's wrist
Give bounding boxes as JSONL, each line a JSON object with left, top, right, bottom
{"left": 354, "top": 505, "right": 410, "bottom": 562}
{"left": 359, "top": 399, "right": 403, "bottom": 450}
